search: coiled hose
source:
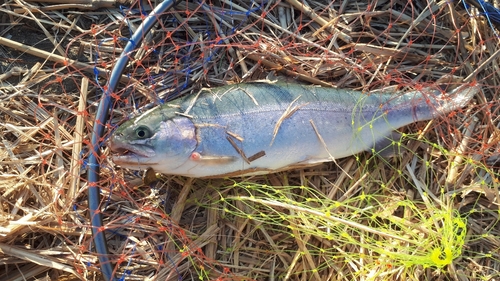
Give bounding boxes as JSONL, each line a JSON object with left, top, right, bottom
{"left": 87, "top": 1, "right": 176, "bottom": 280}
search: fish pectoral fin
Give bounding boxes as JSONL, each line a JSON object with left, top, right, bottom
{"left": 190, "top": 152, "right": 238, "bottom": 164}
{"left": 373, "top": 131, "right": 407, "bottom": 158}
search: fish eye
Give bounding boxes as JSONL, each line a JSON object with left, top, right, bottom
{"left": 134, "top": 126, "right": 152, "bottom": 139}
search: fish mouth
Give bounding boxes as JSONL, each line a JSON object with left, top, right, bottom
{"left": 109, "top": 140, "right": 157, "bottom": 165}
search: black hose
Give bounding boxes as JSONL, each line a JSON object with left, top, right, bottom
{"left": 464, "top": 0, "right": 500, "bottom": 28}
{"left": 87, "top": 1, "right": 177, "bottom": 280}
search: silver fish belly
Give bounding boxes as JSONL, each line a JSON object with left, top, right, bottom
{"left": 109, "top": 82, "right": 479, "bottom": 177}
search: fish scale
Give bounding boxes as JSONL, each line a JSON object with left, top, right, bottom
{"left": 109, "top": 82, "right": 479, "bottom": 177}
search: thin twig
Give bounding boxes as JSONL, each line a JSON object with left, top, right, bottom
{"left": 0, "top": 36, "right": 131, "bottom": 82}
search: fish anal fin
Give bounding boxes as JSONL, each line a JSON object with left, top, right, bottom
{"left": 295, "top": 157, "right": 332, "bottom": 166}
{"left": 373, "top": 131, "right": 407, "bottom": 158}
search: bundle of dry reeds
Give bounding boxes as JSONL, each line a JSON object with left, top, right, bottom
{"left": 0, "top": 0, "right": 499, "bottom": 280}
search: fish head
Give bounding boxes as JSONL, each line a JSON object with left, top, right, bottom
{"left": 109, "top": 109, "right": 197, "bottom": 172}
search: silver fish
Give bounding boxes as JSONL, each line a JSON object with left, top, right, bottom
{"left": 109, "top": 82, "right": 479, "bottom": 177}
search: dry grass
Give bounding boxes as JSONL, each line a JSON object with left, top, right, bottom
{"left": 0, "top": 0, "right": 499, "bottom": 280}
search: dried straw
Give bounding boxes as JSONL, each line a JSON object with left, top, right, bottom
{"left": 0, "top": 0, "right": 499, "bottom": 280}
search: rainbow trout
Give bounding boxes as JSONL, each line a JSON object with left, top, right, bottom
{"left": 109, "top": 82, "right": 479, "bottom": 177}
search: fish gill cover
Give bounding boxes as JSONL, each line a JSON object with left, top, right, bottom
{"left": 0, "top": 0, "right": 499, "bottom": 280}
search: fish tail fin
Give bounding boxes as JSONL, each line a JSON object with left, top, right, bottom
{"left": 431, "top": 82, "right": 480, "bottom": 117}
